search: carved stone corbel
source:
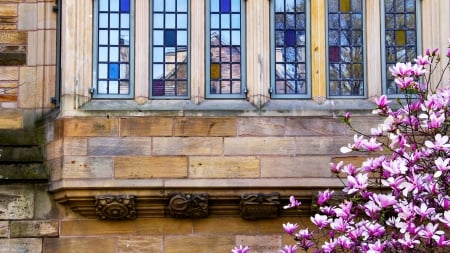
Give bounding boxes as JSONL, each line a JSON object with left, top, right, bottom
{"left": 167, "top": 193, "right": 209, "bottom": 218}
{"left": 95, "top": 195, "right": 136, "bottom": 220}
{"left": 240, "top": 192, "right": 280, "bottom": 220}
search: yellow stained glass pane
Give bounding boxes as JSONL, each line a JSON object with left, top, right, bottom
{"left": 395, "top": 30, "right": 406, "bottom": 46}
{"left": 340, "top": 0, "right": 351, "bottom": 12}
{"left": 211, "top": 63, "right": 221, "bottom": 79}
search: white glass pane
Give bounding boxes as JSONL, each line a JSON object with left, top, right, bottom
{"left": 211, "top": 14, "right": 220, "bottom": 28}
{"left": 110, "top": 30, "right": 119, "bottom": 45}
{"left": 166, "top": 14, "right": 175, "bottom": 28}
{"left": 178, "top": 0, "right": 188, "bottom": 12}
{"left": 110, "top": 0, "right": 119, "bottom": 12}
{"left": 99, "top": 13, "right": 109, "bottom": 28}
{"left": 275, "top": 0, "right": 284, "bottom": 12}
{"left": 110, "top": 14, "right": 119, "bottom": 28}
{"left": 221, "top": 30, "right": 230, "bottom": 45}
{"left": 153, "top": 31, "right": 164, "bottom": 45}
{"left": 221, "top": 14, "right": 230, "bottom": 28}
{"left": 99, "top": 64, "right": 108, "bottom": 78}
{"left": 153, "top": 64, "right": 164, "bottom": 78}
{"left": 231, "top": 0, "right": 240, "bottom": 12}
{"left": 121, "top": 14, "right": 129, "bottom": 28}
{"left": 98, "top": 47, "right": 108, "bottom": 61}
{"left": 177, "top": 14, "right": 187, "bottom": 28}
{"left": 110, "top": 47, "right": 119, "bottom": 61}
{"left": 231, "top": 14, "right": 240, "bottom": 28}
{"left": 153, "top": 47, "right": 164, "bottom": 62}
{"left": 211, "top": 0, "right": 219, "bottom": 12}
{"left": 99, "top": 0, "right": 109, "bottom": 11}
{"left": 109, "top": 81, "right": 119, "bottom": 94}
{"left": 99, "top": 30, "right": 108, "bottom": 45}
{"left": 177, "top": 31, "right": 187, "bottom": 46}
{"left": 98, "top": 81, "right": 108, "bottom": 93}
{"left": 231, "top": 30, "right": 240, "bottom": 45}
{"left": 153, "top": 14, "right": 164, "bottom": 28}
{"left": 166, "top": 0, "right": 176, "bottom": 12}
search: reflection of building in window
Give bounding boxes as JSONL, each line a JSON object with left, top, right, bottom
{"left": 152, "top": 49, "right": 188, "bottom": 96}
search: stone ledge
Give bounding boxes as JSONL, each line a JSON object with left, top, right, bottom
{"left": 49, "top": 178, "right": 344, "bottom": 219}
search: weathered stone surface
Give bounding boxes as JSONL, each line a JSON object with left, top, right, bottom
{"left": 10, "top": 220, "right": 58, "bottom": 238}
{"left": 117, "top": 236, "right": 163, "bottom": 253}
{"left": 237, "top": 117, "right": 285, "bottom": 136}
{"left": 0, "top": 238, "right": 42, "bottom": 253}
{"left": 18, "top": 3, "right": 37, "bottom": 30}
{"left": 88, "top": 137, "right": 152, "bottom": 156}
{"left": 235, "top": 235, "right": 282, "bottom": 253}
{"left": 0, "top": 66, "right": 18, "bottom": 81}
{"left": 0, "top": 146, "right": 42, "bottom": 162}
{"left": 63, "top": 137, "right": 87, "bottom": 156}
{"left": 18, "top": 66, "right": 37, "bottom": 108}
{"left": 295, "top": 136, "right": 349, "bottom": 155}
{"left": 62, "top": 156, "right": 113, "bottom": 179}
{"left": 224, "top": 137, "right": 295, "bottom": 155}
{"left": 0, "top": 221, "right": 8, "bottom": 238}
{"left": 114, "top": 156, "right": 187, "bottom": 178}
{"left": 261, "top": 156, "right": 333, "bottom": 178}
{"left": 153, "top": 137, "right": 222, "bottom": 155}
{"left": 0, "top": 109, "right": 21, "bottom": 129}
{"left": 0, "top": 185, "right": 33, "bottom": 219}
{"left": 174, "top": 117, "right": 237, "bottom": 136}
{"left": 61, "top": 219, "right": 136, "bottom": 236}
{"left": 189, "top": 156, "right": 259, "bottom": 178}
{"left": 0, "top": 46, "right": 26, "bottom": 66}
{"left": 44, "top": 238, "right": 115, "bottom": 253}
{"left": 120, "top": 117, "right": 174, "bottom": 137}
{"left": 0, "top": 163, "right": 47, "bottom": 180}
{"left": 0, "top": 4, "right": 17, "bottom": 17}
{"left": 285, "top": 117, "right": 349, "bottom": 136}
{"left": 64, "top": 117, "right": 119, "bottom": 137}
{"left": 165, "top": 235, "right": 234, "bottom": 253}
{"left": 0, "top": 31, "right": 27, "bottom": 44}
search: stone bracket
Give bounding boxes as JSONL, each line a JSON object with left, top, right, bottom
{"left": 240, "top": 192, "right": 280, "bottom": 220}
{"left": 167, "top": 193, "right": 209, "bottom": 219}
{"left": 95, "top": 195, "right": 136, "bottom": 220}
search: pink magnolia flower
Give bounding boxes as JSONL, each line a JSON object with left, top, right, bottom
{"left": 390, "top": 62, "right": 413, "bottom": 77}
{"left": 282, "top": 222, "right": 299, "bottom": 235}
{"left": 330, "top": 217, "right": 350, "bottom": 233}
{"left": 370, "top": 193, "right": 397, "bottom": 208}
{"left": 361, "top": 137, "right": 383, "bottom": 152}
{"left": 434, "top": 235, "right": 450, "bottom": 247}
{"left": 284, "top": 196, "right": 301, "bottom": 209}
{"left": 415, "top": 55, "right": 431, "bottom": 65}
{"left": 397, "top": 233, "right": 420, "bottom": 249}
{"left": 434, "top": 157, "right": 450, "bottom": 177}
{"left": 278, "top": 244, "right": 297, "bottom": 253}
{"left": 345, "top": 173, "right": 369, "bottom": 195}
{"left": 424, "top": 134, "right": 450, "bottom": 151}
{"left": 321, "top": 239, "right": 337, "bottom": 253}
{"left": 311, "top": 214, "right": 331, "bottom": 229}
{"left": 439, "top": 210, "right": 450, "bottom": 228}
{"left": 317, "top": 189, "right": 334, "bottom": 205}
{"left": 367, "top": 240, "right": 386, "bottom": 253}
{"left": 395, "top": 76, "right": 415, "bottom": 89}
{"left": 295, "top": 228, "right": 312, "bottom": 240}
{"left": 232, "top": 245, "right": 250, "bottom": 253}
{"left": 329, "top": 161, "right": 344, "bottom": 174}
{"left": 418, "top": 223, "right": 444, "bottom": 241}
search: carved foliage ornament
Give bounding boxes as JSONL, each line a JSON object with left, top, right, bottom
{"left": 240, "top": 192, "right": 281, "bottom": 220}
{"left": 168, "top": 193, "right": 209, "bottom": 218}
{"left": 95, "top": 195, "right": 136, "bottom": 220}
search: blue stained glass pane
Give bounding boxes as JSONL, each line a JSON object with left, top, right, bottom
{"left": 109, "top": 64, "right": 119, "bottom": 80}
{"left": 165, "top": 30, "right": 177, "bottom": 47}
{"left": 285, "top": 30, "right": 296, "bottom": 46}
{"left": 221, "top": 0, "right": 231, "bottom": 13}
{"left": 120, "top": 0, "right": 130, "bottom": 13}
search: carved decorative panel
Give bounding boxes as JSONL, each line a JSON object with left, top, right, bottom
{"left": 240, "top": 192, "right": 280, "bottom": 220}
{"left": 167, "top": 193, "right": 209, "bottom": 218}
{"left": 95, "top": 195, "right": 136, "bottom": 220}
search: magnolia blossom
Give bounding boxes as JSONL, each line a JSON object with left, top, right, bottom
{"left": 282, "top": 222, "right": 299, "bottom": 235}
{"left": 278, "top": 245, "right": 297, "bottom": 253}
{"left": 317, "top": 189, "right": 334, "bottom": 205}
{"left": 283, "top": 196, "right": 301, "bottom": 209}
{"left": 311, "top": 214, "right": 331, "bottom": 229}
{"left": 231, "top": 245, "right": 250, "bottom": 253}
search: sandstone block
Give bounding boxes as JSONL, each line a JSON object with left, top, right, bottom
{"left": 237, "top": 117, "right": 285, "bottom": 136}
{"left": 88, "top": 137, "right": 151, "bottom": 156}
{"left": 174, "top": 117, "right": 237, "bottom": 136}
{"left": 235, "top": 235, "right": 282, "bottom": 252}
{"left": 0, "top": 221, "right": 8, "bottom": 238}
{"left": 115, "top": 156, "right": 187, "bottom": 178}
{"left": 295, "top": 136, "right": 349, "bottom": 155}
{"left": 18, "top": 3, "right": 37, "bottom": 30}
{"left": 44, "top": 238, "right": 115, "bottom": 253}
{"left": 10, "top": 220, "right": 58, "bottom": 238}
{"left": 286, "top": 117, "right": 349, "bottom": 136}
{"left": 60, "top": 219, "right": 135, "bottom": 236}
{"left": 0, "top": 31, "right": 27, "bottom": 44}
{"left": 0, "top": 67, "right": 18, "bottom": 81}
{"left": 117, "top": 236, "right": 162, "bottom": 253}
{"left": 261, "top": 156, "right": 332, "bottom": 178}
{"left": 0, "top": 185, "right": 33, "bottom": 219}
{"left": 63, "top": 117, "right": 119, "bottom": 137}
{"left": 189, "top": 156, "right": 259, "bottom": 178}
{"left": 224, "top": 137, "right": 295, "bottom": 155}
{"left": 153, "top": 137, "right": 222, "bottom": 155}
{"left": 120, "top": 117, "right": 174, "bottom": 136}
{"left": 63, "top": 137, "right": 87, "bottom": 156}
{"left": 0, "top": 109, "right": 22, "bottom": 129}
{"left": 135, "top": 218, "right": 193, "bottom": 235}
{"left": 165, "top": 235, "right": 234, "bottom": 253}
{"left": 0, "top": 238, "right": 42, "bottom": 253}
{"left": 0, "top": 4, "right": 17, "bottom": 16}
{"left": 62, "top": 156, "right": 113, "bottom": 179}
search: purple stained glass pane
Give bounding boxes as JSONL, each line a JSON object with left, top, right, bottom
{"left": 285, "top": 30, "right": 296, "bottom": 47}
{"left": 165, "top": 30, "right": 177, "bottom": 47}
{"left": 329, "top": 46, "right": 340, "bottom": 63}
{"left": 220, "top": 0, "right": 231, "bottom": 13}
{"left": 120, "top": 0, "right": 130, "bottom": 13}
{"left": 109, "top": 64, "right": 119, "bottom": 80}
{"left": 152, "top": 80, "right": 165, "bottom": 96}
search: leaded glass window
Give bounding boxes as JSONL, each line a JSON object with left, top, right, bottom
{"left": 93, "top": 0, "right": 134, "bottom": 98}
{"left": 206, "top": 0, "right": 246, "bottom": 98}
{"left": 382, "top": 0, "right": 420, "bottom": 95}
{"left": 150, "top": 0, "right": 189, "bottom": 98}
{"left": 271, "top": 0, "right": 310, "bottom": 98}
{"left": 327, "top": 0, "right": 365, "bottom": 97}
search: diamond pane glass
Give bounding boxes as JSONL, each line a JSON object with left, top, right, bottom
{"left": 208, "top": 0, "right": 243, "bottom": 95}
{"left": 95, "top": 0, "right": 132, "bottom": 96}
{"left": 384, "top": 0, "right": 418, "bottom": 95}
{"left": 327, "top": 0, "right": 365, "bottom": 96}
{"left": 151, "top": 0, "right": 189, "bottom": 98}
{"left": 273, "top": 0, "right": 308, "bottom": 96}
